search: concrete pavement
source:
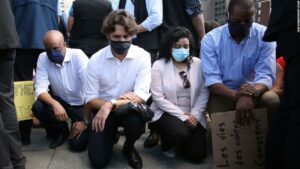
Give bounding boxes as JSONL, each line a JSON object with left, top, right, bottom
{"left": 23, "top": 128, "right": 213, "bottom": 169}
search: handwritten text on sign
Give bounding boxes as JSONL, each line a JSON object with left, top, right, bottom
{"left": 211, "top": 109, "right": 268, "bottom": 169}
{"left": 14, "top": 81, "right": 35, "bottom": 121}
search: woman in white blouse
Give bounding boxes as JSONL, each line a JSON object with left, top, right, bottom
{"left": 150, "top": 27, "right": 209, "bottom": 161}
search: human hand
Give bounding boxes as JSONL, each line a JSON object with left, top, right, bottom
{"left": 235, "top": 84, "right": 259, "bottom": 100}
{"left": 235, "top": 96, "right": 255, "bottom": 126}
{"left": 92, "top": 102, "right": 113, "bottom": 132}
{"left": 69, "top": 121, "right": 87, "bottom": 139}
{"left": 52, "top": 101, "right": 68, "bottom": 121}
{"left": 118, "top": 92, "right": 138, "bottom": 101}
{"left": 184, "top": 113, "right": 198, "bottom": 129}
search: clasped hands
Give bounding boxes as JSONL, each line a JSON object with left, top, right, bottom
{"left": 235, "top": 84, "right": 259, "bottom": 126}
{"left": 184, "top": 113, "right": 198, "bottom": 129}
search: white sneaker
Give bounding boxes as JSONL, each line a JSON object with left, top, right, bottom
{"left": 163, "top": 148, "right": 176, "bottom": 158}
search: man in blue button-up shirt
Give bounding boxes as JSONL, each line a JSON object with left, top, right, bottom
{"left": 201, "top": 0, "right": 279, "bottom": 125}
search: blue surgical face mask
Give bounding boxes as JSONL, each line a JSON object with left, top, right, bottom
{"left": 172, "top": 48, "right": 190, "bottom": 62}
{"left": 46, "top": 50, "right": 64, "bottom": 64}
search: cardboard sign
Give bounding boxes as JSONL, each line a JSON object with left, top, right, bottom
{"left": 14, "top": 81, "right": 35, "bottom": 121}
{"left": 211, "top": 109, "right": 268, "bottom": 169}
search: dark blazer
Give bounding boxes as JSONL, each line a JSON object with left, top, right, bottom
{"left": 0, "top": 0, "right": 19, "bottom": 49}
{"left": 263, "top": 0, "right": 300, "bottom": 61}
{"left": 263, "top": 0, "right": 297, "bottom": 42}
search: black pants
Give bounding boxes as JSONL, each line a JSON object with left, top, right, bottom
{"left": 88, "top": 111, "right": 145, "bottom": 168}
{"left": 14, "top": 48, "right": 44, "bottom": 144}
{"left": 152, "top": 113, "right": 207, "bottom": 162}
{"left": 0, "top": 49, "right": 26, "bottom": 169}
{"left": 32, "top": 97, "right": 88, "bottom": 151}
{"left": 266, "top": 52, "right": 300, "bottom": 168}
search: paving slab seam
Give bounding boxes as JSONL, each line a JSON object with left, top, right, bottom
{"left": 46, "top": 149, "right": 56, "bottom": 169}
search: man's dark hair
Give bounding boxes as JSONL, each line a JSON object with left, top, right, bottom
{"left": 102, "top": 10, "right": 138, "bottom": 35}
{"left": 158, "top": 27, "right": 194, "bottom": 68}
{"left": 228, "top": 0, "right": 256, "bottom": 14}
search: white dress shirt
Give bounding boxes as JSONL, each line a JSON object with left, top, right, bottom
{"left": 35, "top": 48, "right": 89, "bottom": 105}
{"left": 122, "top": 0, "right": 162, "bottom": 31}
{"left": 85, "top": 45, "right": 151, "bottom": 103}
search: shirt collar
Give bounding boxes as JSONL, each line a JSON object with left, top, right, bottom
{"left": 63, "top": 48, "right": 71, "bottom": 62}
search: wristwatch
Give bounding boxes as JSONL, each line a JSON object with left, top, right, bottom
{"left": 110, "top": 99, "right": 117, "bottom": 110}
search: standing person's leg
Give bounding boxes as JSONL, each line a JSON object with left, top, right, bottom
{"left": 283, "top": 56, "right": 300, "bottom": 169}
{"left": 266, "top": 32, "right": 300, "bottom": 169}
{"left": 266, "top": 63, "right": 292, "bottom": 169}
{"left": 120, "top": 113, "right": 145, "bottom": 169}
{"left": 0, "top": 49, "right": 26, "bottom": 169}
{"left": 68, "top": 105, "right": 89, "bottom": 152}
{"left": 182, "top": 124, "right": 207, "bottom": 162}
{"left": 15, "top": 49, "right": 43, "bottom": 145}
{"left": 88, "top": 112, "right": 117, "bottom": 168}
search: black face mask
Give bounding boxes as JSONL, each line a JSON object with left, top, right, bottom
{"left": 110, "top": 40, "right": 131, "bottom": 55}
{"left": 228, "top": 20, "right": 253, "bottom": 39}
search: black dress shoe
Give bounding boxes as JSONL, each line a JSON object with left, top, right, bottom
{"left": 144, "top": 131, "right": 159, "bottom": 148}
{"left": 122, "top": 146, "right": 142, "bottom": 169}
{"left": 49, "top": 132, "right": 68, "bottom": 149}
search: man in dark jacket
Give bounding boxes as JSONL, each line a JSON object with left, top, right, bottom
{"left": 263, "top": 0, "right": 300, "bottom": 169}
{"left": 67, "top": 0, "right": 112, "bottom": 58}
{"left": 0, "top": 0, "right": 26, "bottom": 168}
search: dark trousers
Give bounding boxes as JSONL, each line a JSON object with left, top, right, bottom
{"left": 14, "top": 48, "right": 44, "bottom": 144}
{"left": 32, "top": 97, "right": 88, "bottom": 151}
{"left": 266, "top": 54, "right": 300, "bottom": 169}
{"left": 0, "top": 49, "right": 26, "bottom": 169}
{"left": 88, "top": 111, "right": 145, "bottom": 168}
{"left": 152, "top": 113, "right": 207, "bottom": 162}
{"left": 14, "top": 48, "right": 43, "bottom": 81}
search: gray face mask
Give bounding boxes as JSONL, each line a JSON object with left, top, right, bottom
{"left": 110, "top": 40, "right": 131, "bottom": 55}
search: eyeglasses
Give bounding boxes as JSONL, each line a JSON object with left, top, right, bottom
{"left": 179, "top": 71, "right": 190, "bottom": 88}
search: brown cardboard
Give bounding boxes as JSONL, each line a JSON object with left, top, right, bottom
{"left": 211, "top": 109, "right": 268, "bottom": 169}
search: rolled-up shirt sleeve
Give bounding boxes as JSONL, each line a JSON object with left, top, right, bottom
{"left": 34, "top": 53, "right": 50, "bottom": 97}
{"left": 185, "top": 0, "right": 203, "bottom": 16}
{"left": 134, "top": 52, "right": 151, "bottom": 102}
{"left": 201, "top": 34, "right": 223, "bottom": 87}
{"left": 254, "top": 41, "right": 276, "bottom": 89}
{"left": 84, "top": 57, "right": 101, "bottom": 103}
{"left": 141, "top": 0, "right": 163, "bottom": 31}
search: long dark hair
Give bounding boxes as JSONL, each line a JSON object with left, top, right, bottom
{"left": 158, "top": 27, "right": 194, "bottom": 70}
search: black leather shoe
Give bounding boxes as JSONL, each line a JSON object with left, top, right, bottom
{"left": 49, "top": 131, "right": 68, "bottom": 149}
{"left": 122, "top": 145, "right": 142, "bottom": 169}
{"left": 144, "top": 131, "right": 159, "bottom": 148}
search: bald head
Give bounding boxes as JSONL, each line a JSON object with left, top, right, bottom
{"left": 43, "top": 30, "right": 65, "bottom": 50}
